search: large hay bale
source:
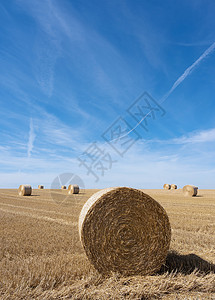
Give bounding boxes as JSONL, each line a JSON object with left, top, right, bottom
{"left": 61, "top": 185, "right": 66, "bottom": 189}
{"left": 79, "top": 187, "right": 171, "bottom": 276}
{"left": 183, "top": 185, "right": 198, "bottom": 197}
{"left": 68, "top": 184, "right": 79, "bottom": 194}
{"left": 38, "top": 185, "right": 44, "bottom": 189}
{"left": 171, "top": 184, "right": 177, "bottom": 190}
{"left": 163, "top": 184, "right": 171, "bottom": 190}
{"left": 18, "top": 185, "right": 32, "bottom": 196}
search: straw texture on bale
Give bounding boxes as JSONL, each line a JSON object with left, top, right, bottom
{"left": 183, "top": 185, "right": 198, "bottom": 197}
{"left": 68, "top": 184, "right": 79, "bottom": 194}
{"left": 163, "top": 184, "right": 171, "bottom": 190}
{"left": 18, "top": 185, "right": 32, "bottom": 196}
{"left": 38, "top": 185, "right": 44, "bottom": 189}
{"left": 79, "top": 187, "right": 171, "bottom": 276}
{"left": 171, "top": 184, "right": 177, "bottom": 190}
{"left": 61, "top": 185, "right": 66, "bottom": 189}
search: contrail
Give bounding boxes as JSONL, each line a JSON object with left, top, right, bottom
{"left": 160, "top": 41, "right": 215, "bottom": 103}
{"left": 27, "top": 118, "right": 36, "bottom": 158}
{"left": 110, "top": 41, "right": 215, "bottom": 142}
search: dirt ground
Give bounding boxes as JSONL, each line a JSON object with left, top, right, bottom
{"left": 0, "top": 188, "right": 214, "bottom": 299}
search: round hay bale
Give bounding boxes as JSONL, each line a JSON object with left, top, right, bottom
{"left": 163, "top": 184, "right": 171, "bottom": 190}
{"left": 68, "top": 184, "right": 79, "bottom": 194}
{"left": 38, "top": 185, "right": 44, "bottom": 189}
{"left": 61, "top": 185, "right": 66, "bottom": 189}
{"left": 79, "top": 187, "right": 171, "bottom": 276}
{"left": 18, "top": 185, "right": 32, "bottom": 196}
{"left": 183, "top": 185, "right": 198, "bottom": 197}
{"left": 171, "top": 184, "right": 177, "bottom": 190}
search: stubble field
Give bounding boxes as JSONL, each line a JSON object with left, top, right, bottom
{"left": 0, "top": 188, "right": 215, "bottom": 299}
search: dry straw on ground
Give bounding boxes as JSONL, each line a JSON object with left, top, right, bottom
{"left": 79, "top": 187, "right": 171, "bottom": 276}
{"left": 183, "top": 185, "right": 198, "bottom": 197}
{"left": 18, "top": 185, "right": 32, "bottom": 196}
{"left": 163, "top": 184, "right": 171, "bottom": 190}
{"left": 38, "top": 185, "right": 44, "bottom": 189}
{"left": 171, "top": 184, "right": 177, "bottom": 190}
{"left": 61, "top": 185, "right": 66, "bottom": 189}
{"left": 68, "top": 184, "right": 79, "bottom": 194}
{"left": 1, "top": 188, "right": 215, "bottom": 298}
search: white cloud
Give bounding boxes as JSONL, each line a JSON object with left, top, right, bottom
{"left": 34, "top": 111, "right": 85, "bottom": 153}
{"left": 145, "top": 128, "right": 215, "bottom": 145}
{"left": 172, "top": 128, "right": 215, "bottom": 144}
{"left": 27, "top": 118, "right": 36, "bottom": 158}
{"left": 16, "top": 0, "right": 62, "bottom": 97}
{"left": 1, "top": 128, "right": 215, "bottom": 189}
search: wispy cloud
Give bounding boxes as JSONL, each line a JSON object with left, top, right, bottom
{"left": 15, "top": 0, "right": 129, "bottom": 112}
{"left": 35, "top": 111, "right": 85, "bottom": 152}
{"left": 27, "top": 118, "right": 36, "bottom": 158}
{"left": 145, "top": 127, "right": 215, "bottom": 145}
{"left": 1, "top": 127, "right": 215, "bottom": 188}
{"left": 46, "top": 1, "right": 136, "bottom": 110}
{"left": 16, "top": 0, "right": 62, "bottom": 97}
{"left": 35, "top": 36, "right": 59, "bottom": 97}
{"left": 172, "top": 128, "right": 215, "bottom": 144}
{"left": 171, "top": 40, "right": 214, "bottom": 47}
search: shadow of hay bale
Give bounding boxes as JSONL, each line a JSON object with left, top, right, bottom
{"left": 158, "top": 250, "right": 215, "bottom": 275}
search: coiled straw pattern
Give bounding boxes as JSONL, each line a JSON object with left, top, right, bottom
{"left": 163, "top": 184, "right": 171, "bottom": 190}
{"left": 18, "top": 185, "right": 32, "bottom": 196}
{"left": 183, "top": 185, "right": 198, "bottom": 197}
{"left": 79, "top": 187, "right": 171, "bottom": 276}
{"left": 68, "top": 184, "right": 79, "bottom": 194}
{"left": 171, "top": 184, "right": 177, "bottom": 190}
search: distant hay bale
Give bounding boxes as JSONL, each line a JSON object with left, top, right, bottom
{"left": 163, "top": 184, "right": 171, "bottom": 190}
{"left": 68, "top": 184, "right": 79, "bottom": 194}
{"left": 183, "top": 185, "right": 198, "bottom": 197}
{"left": 38, "top": 185, "right": 44, "bottom": 189}
{"left": 61, "top": 185, "right": 66, "bottom": 189}
{"left": 171, "top": 184, "right": 177, "bottom": 190}
{"left": 18, "top": 185, "right": 32, "bottom": 196}
{"left": 79, "top": 187, "right": 171, "bottom": 276}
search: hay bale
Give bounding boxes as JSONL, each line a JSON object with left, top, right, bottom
{"left": 171, "top": 184, "right": 177, "bottom": 190}
{"left": 163, "top": 184, "right": 171, "bottom": 190}
{"left": 68, "top": 184, "right": 79, "bottom": 194}
{"left": 61, "top": 185, "right": 66, "bottom": 189}
{"left": 183, "top": 185, "right": 198, "bottom": 197}
{"left": 79, "top": 187, "right": 171, "bottom": 276}
{"left": 18, "top": 185, "right": 32, "bottom": 196}
{"left": 38, "top": 185, "right": 44, "bottom": 189}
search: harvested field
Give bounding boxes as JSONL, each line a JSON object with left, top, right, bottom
{"left": 0, "top": 188, "right": 215, "bottom": 299}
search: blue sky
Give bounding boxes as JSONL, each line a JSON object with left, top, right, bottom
{"left": 0, "top": 0, "right": 215, "bottom": 189}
